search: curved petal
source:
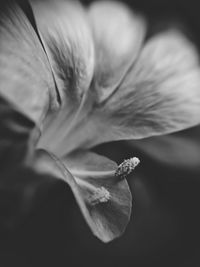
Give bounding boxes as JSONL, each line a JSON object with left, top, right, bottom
{"left": 0, "top": 0, "right": 57, "bottom": 127}
{"left": 101, "top": 30, "right": 200, "bottom": 139}
{"left": 88, "top": 1, "right": 146, "bottom": 101}
{"left": 33, "top": 149, "right": 132, "bottom": 242}
{"left": 67, "top": 29, "right": 200, "bottom": 150}
{"left": 30, "top": 0, "right": 95, "bottom": 153}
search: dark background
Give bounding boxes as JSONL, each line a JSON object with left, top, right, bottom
{"left": 1, "top": 0, "right": 200, "bottom": 266}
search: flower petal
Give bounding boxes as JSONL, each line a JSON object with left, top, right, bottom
{"left": 101, "top": 30, "right": 200, "bottom": 139}
{"left": 30, "top": 0, "right": 95, "bottom": 153}
{"left": 33, "top": 149, "right": 132, "bottom": 242}
{"left": 0, "top": 0, "right": 57, "bottom": 127}
{"left": 67, "top": 29, "right": 200, "bottom": 150}
{"left": 88, "top": 1, "right": 146, "bottom": 101}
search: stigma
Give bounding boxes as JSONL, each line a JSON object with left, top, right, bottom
{"left": 115, "top": 157, "right": 140, "bottom": 179}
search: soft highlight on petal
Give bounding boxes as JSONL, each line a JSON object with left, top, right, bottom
{"left": 0, "top": 0, "right": 57, "bottom": 127}
{"left": 30, "top": 0, "right": 94, "bottom": 105}
{"left": 30, "top": 0, "right": 95, "bottom": 154}
{"left": 88, "top": 1, "right": 146, "bottom": 101}
{"left": 0, "top": 96, "right": 35, "bottom": 169}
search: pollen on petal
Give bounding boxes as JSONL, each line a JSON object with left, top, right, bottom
{"left": 88, "top": 186, "right": 111, "bottom": 206}
{"left": 115, "top": 157, "right": 140, "bottom": 179}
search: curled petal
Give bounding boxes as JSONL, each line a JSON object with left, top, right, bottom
{"left": 88, "top": 1, "right": 146, "bottom": 101}
{"left": 0, "top": 0, "right": 57, "bottom": 127}
{"left": 34, "top": 149, "right": 132, "bottom": 242}
{"left": 65, "top": 151, "right": 132, "bottom": 242}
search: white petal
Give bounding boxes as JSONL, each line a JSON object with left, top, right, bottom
{"left": 74, "top": 30, "right": 200, "bottom": 149}
{"left": 30, "top": 0, "right": 95, "bottom": 153}
{"left": 88, "top": 1, "right": 146, "bottom": 101}
{"left": 104, "top": 30, "right": 200, "bottom": 139}
{"left": 30, "top": 0, "right": 94, "bottom": 105}
{"left": 0, "top": 1, "right": 57, "bottom": 126}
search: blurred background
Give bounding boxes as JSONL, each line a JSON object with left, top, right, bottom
{"left": 1, "top": 0, "right": 200, "bottom": 266}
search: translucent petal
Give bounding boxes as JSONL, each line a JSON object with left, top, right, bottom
{"left": 0, "top": 1, "right": 57, "bottom": 127}
{"left": 34, "top": 149, "right": 132, "bottom": 242}
{"left": 88, "top": 1, "right": 146, "bottom": 101}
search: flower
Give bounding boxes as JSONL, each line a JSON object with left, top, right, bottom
{"left": 1, "top": 0, "right": 200, "bottom": 243}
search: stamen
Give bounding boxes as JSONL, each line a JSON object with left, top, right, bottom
{"left": 88, "top": 186, "right": 111, "bottom": 206}
{"left": 115, "top": 157, "right": 140, "bottom": 180}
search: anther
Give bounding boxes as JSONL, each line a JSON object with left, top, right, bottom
{"left": 115, "top": 157, "right": 140, "bottom": 180}
{"left": 88, "top": 186, "right": 111, "bottom": 206}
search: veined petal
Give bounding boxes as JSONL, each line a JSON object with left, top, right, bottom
{"left": 88, "top": 1, "right": 146, "bottom": 101}
{"left": 30, "top": 0, "right": 95, "bottom": 153}
{"left": 101, "top": 30, "right": 200, "bottom": 139}
{"left": 71, "top": 29, "right": 200, "bottom": 150}
{"left": 34, "top": 149, "right": 132, "bottom": 242}
{"left": 0, "top": 0, "right": 57, "bottom": 127}
{"left": 30, "top": 0, "right": 94, "bottom": 105}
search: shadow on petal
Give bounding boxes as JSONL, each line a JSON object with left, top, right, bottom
{"left": 76, "top": 29, "right": 200, "bottom": 150}
{"left": 129, "top": 125, "right": 200, "bottom": 171}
